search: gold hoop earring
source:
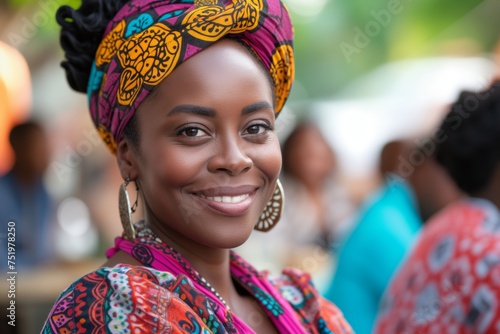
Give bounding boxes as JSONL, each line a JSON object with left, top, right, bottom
{"left": 254, "top": 179, "right": 284, "bottom": 232}
{"left": 119, "top": 177, "right": 139, "bottom": 240}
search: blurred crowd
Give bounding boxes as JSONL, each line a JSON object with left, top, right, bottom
{"left": 3, "top": 3, "right": 500, "bottom": 333}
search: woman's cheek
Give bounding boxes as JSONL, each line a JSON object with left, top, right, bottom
{"left": 157, "top": 145, "right": 209, "bottom": 184}
{"left": 254, "top": 139, "right": 282, "bottom": 181}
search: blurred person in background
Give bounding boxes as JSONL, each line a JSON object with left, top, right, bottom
{"left": 375, "top": 82, "right": 500, "bottom": 333}
{"left": 0, "top": 41, "right": 32, "bottom": 174}
{"left": 280, "top": 122, "right": 354, "bottom": 252}
{"left": 325, "top": 137, "right": 461, "bottom": 334}
{"left": 0, "top": 120, "right": 55, "bottom": 270}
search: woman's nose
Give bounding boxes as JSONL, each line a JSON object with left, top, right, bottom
{"left": 207, "top": 136, "right": 253, "bottom": 175}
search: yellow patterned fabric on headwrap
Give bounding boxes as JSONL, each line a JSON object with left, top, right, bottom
{"left": 87, "top": 0, "right": 294, "bottom": 154}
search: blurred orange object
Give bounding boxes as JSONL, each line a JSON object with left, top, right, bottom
{"left": 0, "top": 41, "right": 32, "bottom": 174}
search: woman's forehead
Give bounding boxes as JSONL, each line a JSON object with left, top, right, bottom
{"left": 141, "top": 40, "right": 274, "bottom": 108}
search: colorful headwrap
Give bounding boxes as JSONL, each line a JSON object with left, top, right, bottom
{"left": 87, "top": 0, "right": 294, "bottom": 154}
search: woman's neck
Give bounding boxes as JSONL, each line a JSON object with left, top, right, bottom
{"left": 147, "top": 219, "right": 239, "bottom": 310}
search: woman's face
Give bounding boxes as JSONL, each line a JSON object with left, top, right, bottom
{"left": 120, "top": 40, "right": 281, "bottom": 249}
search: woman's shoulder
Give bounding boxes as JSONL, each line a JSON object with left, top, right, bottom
{"left": 42, "top": 264, "right": 210, "bottom": 333}
{"left": 266, "top": 266, "right": 315, "bottom": 292}
{"left": 54, "top": 264, "right": 179, "bottom": 296}
{"left": 266, "top": 267, "right": 353, "bottom": 333}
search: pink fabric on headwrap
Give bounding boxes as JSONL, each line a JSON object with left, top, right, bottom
{"left": 87, "top": 0, "right": 294, "bottom": 154}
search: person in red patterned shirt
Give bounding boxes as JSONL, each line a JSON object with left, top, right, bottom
{"left": 374, "top": 81, "right": 500, "bottom": 334}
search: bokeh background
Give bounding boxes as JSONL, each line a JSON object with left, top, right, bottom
{"left": 1, "top": 0, "right": 500, "bottom": 332}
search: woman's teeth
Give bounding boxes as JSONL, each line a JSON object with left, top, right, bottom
{"left": 197, "top": 194, "right": 250, "bottom": 203}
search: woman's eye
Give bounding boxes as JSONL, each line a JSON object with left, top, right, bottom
{"left": 179, "top": 127, "right": 206, "bottom": 137}
{"left": 245, "top": 124, "right": 271, "bottom": 135}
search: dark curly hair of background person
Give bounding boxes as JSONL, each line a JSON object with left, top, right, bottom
{"left": 435, "top": 81, "right": 500, "bottom": 194}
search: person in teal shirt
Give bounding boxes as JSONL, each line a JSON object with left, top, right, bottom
{"left": 325, "top": 177, "right": 421, "bottom": 334}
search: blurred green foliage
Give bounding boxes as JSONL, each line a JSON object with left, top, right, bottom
{"left": 4, "top": 0, "right": 500, "bottom": 100}
{"left": 289, "top": 0, "right": 499, "bottom": 99}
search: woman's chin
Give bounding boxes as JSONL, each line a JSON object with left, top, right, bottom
{"left": 202, "top": 225, "right": 256, "bottom": 250}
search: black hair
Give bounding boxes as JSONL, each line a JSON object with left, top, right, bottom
{"left": 435, "top": 82, "right": 500, "bottom": 194}
{"left": 56, "top": 0, "right": 129, "bottom": 93}
{"left": 56, "top": 0, "right": 140, "bottom": 146}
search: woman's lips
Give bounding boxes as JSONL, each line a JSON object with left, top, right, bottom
{"left": 191, "top": 187, "right": 258, "bottom": 216}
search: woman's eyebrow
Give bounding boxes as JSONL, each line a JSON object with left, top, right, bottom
{"left": 241, "top": 101, "right": 274, "bottom": 115}
{"left": 167, "top": 101, "right": 273, "bottom": 117}
{"left": 167, "top": 105, "right": 216, "bottom": 117}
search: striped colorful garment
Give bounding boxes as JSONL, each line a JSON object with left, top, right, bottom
{"left": 374, "top": 198, "right": 500, "bottom": 334}
{"left": 43, "top": 222, "right": 352, "bottom": 333}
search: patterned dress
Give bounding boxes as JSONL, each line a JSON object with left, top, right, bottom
{"left": 42, "top": 222, "right": 352, "bottom": 333}
{"left": 375, "top": 198, "right": 500, "bottom": 334}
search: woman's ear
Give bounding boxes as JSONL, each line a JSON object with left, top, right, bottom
{"left": 116, "top": 139, "right": 139, "bottom": 181}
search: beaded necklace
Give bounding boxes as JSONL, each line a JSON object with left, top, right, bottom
{"left": 137, "top": 225, "right": 231, "bottom": 311}
{"left": 166, "top": 244, "right": 231, "bottom": 311}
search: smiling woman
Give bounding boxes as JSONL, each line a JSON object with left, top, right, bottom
{"left": 121, "top": 40, "right": 282, "bottom": 251}
{"left": 42, "top": 0, "right": 352, "bottom": 333}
